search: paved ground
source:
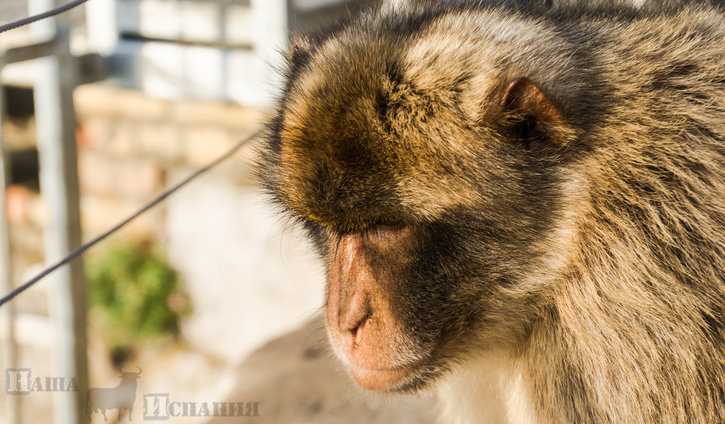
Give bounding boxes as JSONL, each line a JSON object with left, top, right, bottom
{"left": 210, "top": 315, "right": 438, "bottom": 424}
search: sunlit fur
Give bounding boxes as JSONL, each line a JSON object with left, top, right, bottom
{"left": 259, "top": 1, "right": 725, "bottom": 422}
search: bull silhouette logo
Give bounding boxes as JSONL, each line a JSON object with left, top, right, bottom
{"left": 87, "top": 366, "right": 142, "bottom": 422}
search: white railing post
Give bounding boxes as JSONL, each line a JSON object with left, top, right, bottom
{"left": 0, "top": 57, "right": 21, "bottom": 424}
{"left": 28, "top": 1, "right": 89, "bottom": 423}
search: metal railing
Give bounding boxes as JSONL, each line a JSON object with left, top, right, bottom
{"left": 0, "top": 2, "right": 104, "bottom": 422}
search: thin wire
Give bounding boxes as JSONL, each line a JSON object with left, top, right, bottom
{"left": 0, "top": 0, "right": 89, "bottom": 34}
{"left": 0, "top": 130, "right": 262, "bottom": 307}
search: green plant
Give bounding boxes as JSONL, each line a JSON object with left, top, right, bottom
{"left": 86, "top": 242, "right": 190, "bottom": 361}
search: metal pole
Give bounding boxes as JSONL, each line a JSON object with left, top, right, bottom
{"left": 0, "top": 58, "right": 21, "bottom": 424}
{"left": 29, "top": 0, "right": 89, "bottom": 422}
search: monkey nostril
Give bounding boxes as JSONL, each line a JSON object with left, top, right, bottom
{"left": 339, "top": 289, "right": 370, "bottom": 337}
{"left": 343, "top": 311, "right": 367, "bottom": 333}
{"left": 349, "top": 315, "right": 368, "bottom": 346}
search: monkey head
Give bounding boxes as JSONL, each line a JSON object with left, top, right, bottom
{"left": 260, "top": 6, "right": 581, "bottom": 392}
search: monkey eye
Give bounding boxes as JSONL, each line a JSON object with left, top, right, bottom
{"left": 320, "top": 223, "right": 410, "bottom": 244}
{"left": 367, "top": 223, "right": 409, "bottom": 241}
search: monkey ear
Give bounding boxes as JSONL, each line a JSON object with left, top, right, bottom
{"left": 286, "top": 36, "right": 313, "bottom": 64}
{"left": 484, "top": 77, "right": 570, "bottom": 148}
{"left": 499, "top": 77, "right": 564, "bottom": 123}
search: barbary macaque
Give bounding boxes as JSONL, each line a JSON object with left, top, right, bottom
{"left": 258, "top": 1, "right": 725, "bottom": 422}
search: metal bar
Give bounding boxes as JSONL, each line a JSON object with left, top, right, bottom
{"left": 1, "top": 39, "right": 58, "bottom": 65}
{"left": 0, "top": 58, "right": 21, "bottom": 424}
{"left": 29, "top": 0, "right": 89, "bottom": 421}
{"left": 35, "top": 54, "right": 88, "bottom": 424}
{"left": 118, "top": 33, "right": 254, "bottom": 51}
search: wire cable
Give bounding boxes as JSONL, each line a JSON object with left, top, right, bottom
{"left": 0, "top": 0, "right": 89, "bottom": 34}
{"left": 0, "top": 130, "right": 262, "bottom": 307}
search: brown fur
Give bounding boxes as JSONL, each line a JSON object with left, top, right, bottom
{"left": 259, "top": 1, "right": 725, "bottom": 423}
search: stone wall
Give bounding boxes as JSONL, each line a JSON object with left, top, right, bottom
{"left": 73, "top": 83, "right": 264, "bottom": 239}
{"left": 6, "top": 83, "right": 265, "bottom": 261}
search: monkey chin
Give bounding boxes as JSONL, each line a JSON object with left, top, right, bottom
{"left": 348, "top": 360, "right": 426, "bottom": 392}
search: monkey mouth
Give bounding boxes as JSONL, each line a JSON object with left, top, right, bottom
{"left": 327, "top": 317, "right": 433, "bottom": 391}
{"left": 348, "top": 359, "right": 427, "bottom": 391}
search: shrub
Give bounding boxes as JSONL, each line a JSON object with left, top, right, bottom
{"left": 86, "top": 242, "right": 190, "bottom": 362}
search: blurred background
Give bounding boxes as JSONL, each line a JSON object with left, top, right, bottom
{"left": 0, "top": 0, "right": 437, "bottom": 423}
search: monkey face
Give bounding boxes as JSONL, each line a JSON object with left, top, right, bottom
{"left": 260, "top": 6, "right": 576, "bottom": 392}
{"left": 310, "top": 219, "right": 483, "bottom": 392}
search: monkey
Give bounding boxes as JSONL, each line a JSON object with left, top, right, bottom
{"left": 257, "top": 1, "right": 725, "bottom": 423}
